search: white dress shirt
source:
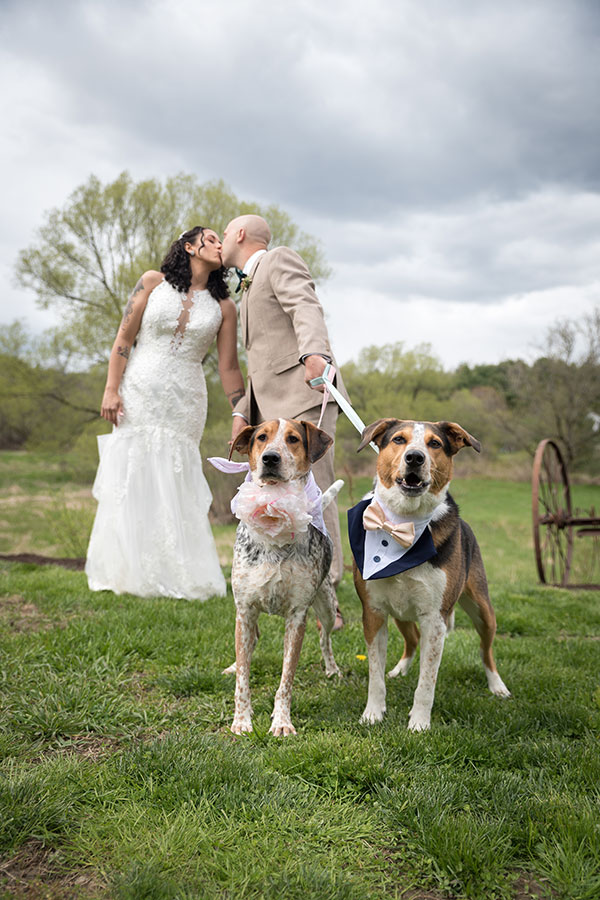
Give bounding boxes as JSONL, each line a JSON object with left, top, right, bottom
{"left": 362, "top": 490, "right": 433, "bottom": 580}
{"left": 243, "top": 248, "right": 267, "bottom": 275}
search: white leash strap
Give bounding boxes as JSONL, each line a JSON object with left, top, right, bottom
{"left": 311, "top": 364, "right": 379, "bottom": 453}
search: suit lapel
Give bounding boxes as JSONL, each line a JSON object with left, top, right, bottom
{"left": 240, "top": 292, "right": 248, "bottom": 348}
{"left": 240, "top": 253, "right": 266, "bottom": 348}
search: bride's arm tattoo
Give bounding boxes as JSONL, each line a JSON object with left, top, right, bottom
{"left": 120, "top": 298, "right": 135, "bottom": 331}
{"left": 228, "top": 388, "right": 245, "bottom": 408}
{"left": 131, "top": 277, "right": 145, "bottom": 296}
{"left": 120, "top": 278, "right": 144, "bottom": 331}
{"left": 117, "top": 345, "right": 130, "bottom": 360}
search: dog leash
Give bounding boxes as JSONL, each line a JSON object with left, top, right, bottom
{"left": 310, "top": 364, "right": 379, "bottom": 453}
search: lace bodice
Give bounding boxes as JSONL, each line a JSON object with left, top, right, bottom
{"left": 119, "top": 279, "right": 223, "bottom": 443}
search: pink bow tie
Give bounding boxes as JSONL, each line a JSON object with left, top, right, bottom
{"left": 363, "top": 501, "right": 415, "bottom": 548}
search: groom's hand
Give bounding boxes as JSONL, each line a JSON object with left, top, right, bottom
{"left": 230, "top": 415, "right": 248, "bottom": 445}
{"left": 303, "top": 354, "right": 328, "bottom": 392}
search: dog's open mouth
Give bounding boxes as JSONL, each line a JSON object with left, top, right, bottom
{"left": 258, "top": 472, "right": 285, "bottom": 485}
{"left": 396, "top": 472, "right": 430, "bottom": 494}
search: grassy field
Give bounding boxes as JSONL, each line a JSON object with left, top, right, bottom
{"left": 1, "top": 452, "right": 599, "bottom": 899}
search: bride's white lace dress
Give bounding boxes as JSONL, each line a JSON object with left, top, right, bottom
{"left": 86, "top": 280, "right": 227, "bottom": 600}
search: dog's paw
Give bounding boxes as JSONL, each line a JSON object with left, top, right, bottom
{"left": 388, "top": 657, "right": 414, "bottom": 678}
{"left": 487, "top": 671, "right": 511, "bottom": 698}
{"left": 269, "top": 719, "right": 297, "bottom": 737}
{"left": 360, "top": 704, "right": 385, "bottom": 725}
{"left": 230, "top": 717, "right": 252, "bottom": 734}
{"left": 222, "top": 662, "right": 237, "bottom": 675}
{"left": 325, "top": 662, "right": 341, "bottom": 678}
{"left": 407, "top": 711, "right": 431, "bottom": 732}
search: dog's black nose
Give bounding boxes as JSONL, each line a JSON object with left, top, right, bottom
{"left": 261, "top": 451, "right": 281, "bottom": 467}
{"left": 405, "top": 449, "right": 426, "bottom": 467}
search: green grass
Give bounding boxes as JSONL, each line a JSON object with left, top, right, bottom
{"left": 0, "top": 452, "right": 599, "bottom": 899}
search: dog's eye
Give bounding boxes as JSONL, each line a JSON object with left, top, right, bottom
{"left": 287, "top": 435, "right": 300, "bottom": 444}
{"left": 392, "top": 435, "right": 406, "bottom": 444}
{"left": 428, "top": 439, "right": 442, "bottom": 449}
{"left": 256, "top": 433, "right": 267, "bottom": 442}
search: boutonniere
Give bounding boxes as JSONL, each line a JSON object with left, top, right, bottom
{"left": 240, "top": 275, "right": 252, "bottom": 293}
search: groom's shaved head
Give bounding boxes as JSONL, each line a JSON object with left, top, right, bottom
{"left": 231, "top": 215, "right": 271, "bottom": 246}
{"left": 221, "top": 215, "right": 272, "bottom": 268}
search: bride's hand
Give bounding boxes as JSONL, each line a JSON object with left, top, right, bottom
{"left": 101, "top": 388, "right": 123, "bottom": 425}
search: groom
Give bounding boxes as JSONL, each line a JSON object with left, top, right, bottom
{"left": 221, "top": 215, "right": 347, "bottom": 622}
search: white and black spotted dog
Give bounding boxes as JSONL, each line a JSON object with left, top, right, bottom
{"left": 226, "top": 418, "right": 342, "bottom": 737}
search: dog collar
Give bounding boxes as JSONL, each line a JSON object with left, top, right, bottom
{"left": 207, "top": 457, "right": 327, "bottom": 540}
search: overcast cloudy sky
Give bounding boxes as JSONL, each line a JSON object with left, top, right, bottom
{"left": 1, "top": 0, "right": 599, "bottom": 368}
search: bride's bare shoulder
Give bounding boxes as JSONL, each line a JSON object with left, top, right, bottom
{"left": 141, "top": 270, "right": 164, "bottom": 287}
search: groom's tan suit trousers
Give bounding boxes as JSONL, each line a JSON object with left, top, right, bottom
{"left": 233, "top": 246, "right": 348, "bottom": 589}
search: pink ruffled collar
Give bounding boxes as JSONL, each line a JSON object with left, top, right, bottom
{"left": 207, "top": 457, "right": 327, "bottom": 545}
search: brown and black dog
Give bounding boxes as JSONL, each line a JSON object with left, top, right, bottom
{"left": 349, "top": 418, "right": 510, "bottom": 731}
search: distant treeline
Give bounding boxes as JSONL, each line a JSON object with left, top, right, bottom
{"left": 7, "top": 170, "right": 599, "bottom": 490}
{"left": 2, "top": 315, "right": 599, "bottom": 490}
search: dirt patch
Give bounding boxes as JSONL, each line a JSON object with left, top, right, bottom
{"left": 0, "top": 840, "right": 104, "bottom": 898}
{"left": 0, "top": 596, "right": 53, "bottom": 632}
{"left": 397, "top": 874, "right": 554, "bottom": 900}
{"left": 0, "top": 489, "right": 92, "bottom": 508}
{"left": 557, "top": 630, "right": 600, "bottom": 641}
{"left": 385, "top": 854, "right": 556, "bottom": 900}
{"left": 512, "top": 871, "right": 557, "bottom": 899}
{"left": 380, "top": 853, "right": 448, "bottom": 899}
{"left": 399, "top": 889, "right": 447, "bottom": 899}
{"left": 32, "top": 735, "right": 124, "bottom": 765}
{"left": 0, "top": 554, "right": 85, "bottom": 571}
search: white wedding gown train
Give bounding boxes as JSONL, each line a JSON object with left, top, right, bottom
{"left": 86, "top": 280, "right": 227, "bottom": 600}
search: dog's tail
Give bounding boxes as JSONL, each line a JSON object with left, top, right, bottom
{"left": 321, "top": 479, "right": 344, "bottom": 510}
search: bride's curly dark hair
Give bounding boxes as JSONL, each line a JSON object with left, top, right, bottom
{"left": 160, "top": 226, "right": 229, "bottom": 300}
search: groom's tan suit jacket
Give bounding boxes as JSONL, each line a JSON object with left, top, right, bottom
{"left": 233, "top": 246, "right": 348, "bottom": 424}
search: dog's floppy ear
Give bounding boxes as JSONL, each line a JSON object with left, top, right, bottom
{"left": 357, "top": 418, "right": 401, "bottom": 453}
{"left": 229, "top": 424, "right": 256, "bottom": 460}
{"left": 436, "top": 421, "right": 481, "bottom": 455}
{"left": 300, "top": 421, "right": 334, "bottom": 463}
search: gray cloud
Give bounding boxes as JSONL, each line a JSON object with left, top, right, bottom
{"left": 3, "top": 0, "right": 600, "bottom": 215}
{"left": 1, "top": 0, "right": 599, "bottom": 367}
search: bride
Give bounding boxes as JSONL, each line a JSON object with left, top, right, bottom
{"left": 85, "top": 226, "right": 245, "bottom": 600}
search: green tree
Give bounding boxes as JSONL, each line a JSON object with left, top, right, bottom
{"left": 0, "top": 323, "right": 38, "bottom": 448}
{"left": 461, "top": 308, "right": 600, "bottom": 471}
{"left": 513, "top": 308, "right": 600, "bottom": 469}
{"left": 0, "top": 322, "right": 102, "bottom": 450}
{"left": 336, "top": 342, "right": 450, "bottom": 474}
{"left": 16, "top": 172, "right": 330, "bottom": 364}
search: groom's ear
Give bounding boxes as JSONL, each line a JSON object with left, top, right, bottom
{"left": 229, "top": 425, "right": 256, "bottom": 460}
{"left": 300, "top": 420, "right": 334, "bottom": 463}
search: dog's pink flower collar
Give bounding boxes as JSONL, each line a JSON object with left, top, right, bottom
{"left": 207, "top": 457, "right": 327, "bottom": 542}
{"left": 234, "top": 481, "right": 312, "bottom": 546}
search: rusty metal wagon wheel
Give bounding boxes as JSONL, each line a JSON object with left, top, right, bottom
{"left": 532, "top": 439, "right": 573, "bottom": 586}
